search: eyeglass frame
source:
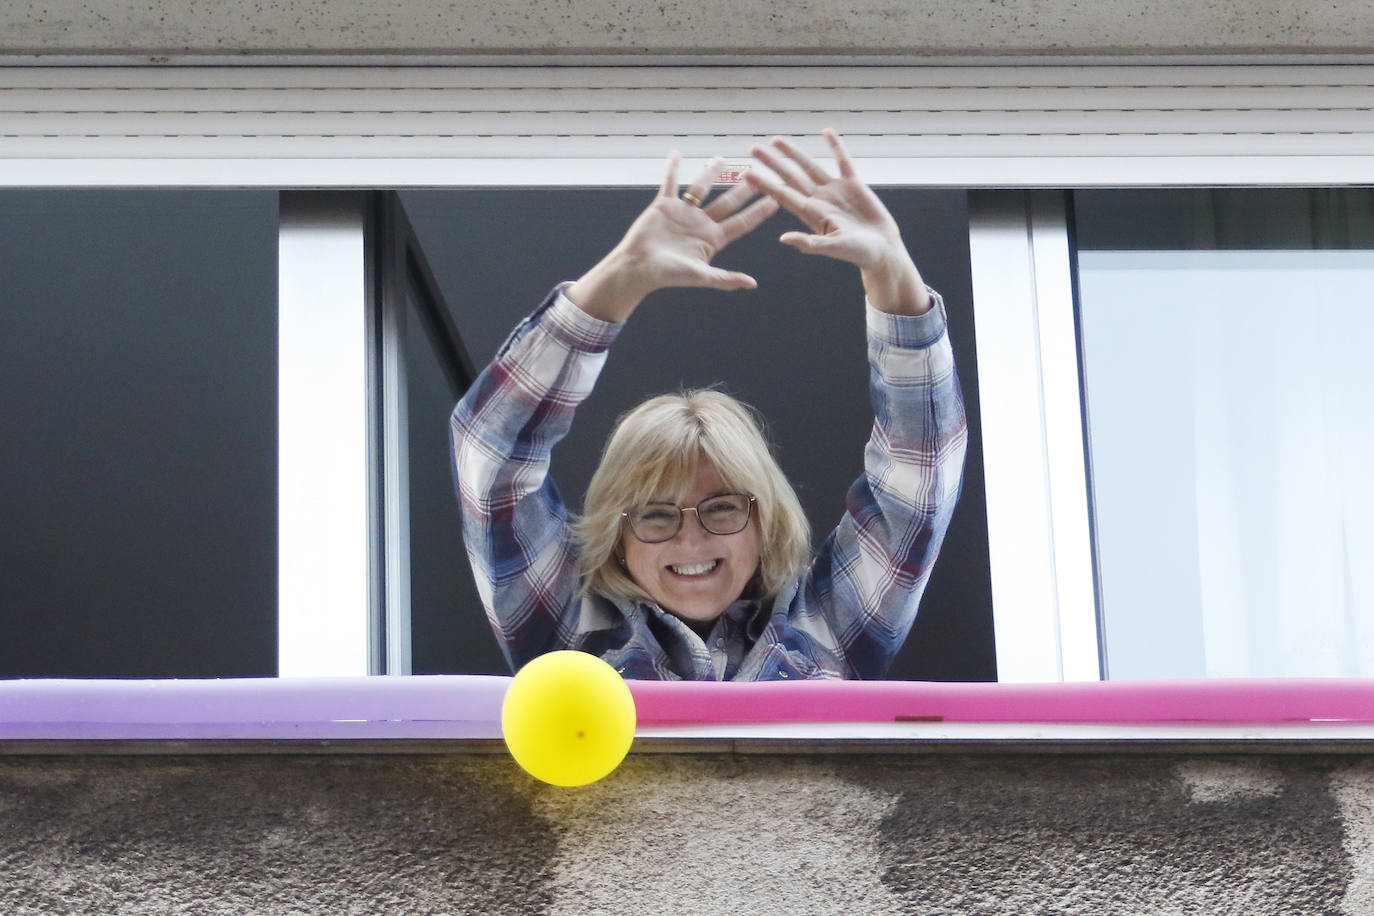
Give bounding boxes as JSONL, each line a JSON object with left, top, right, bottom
{"left": 620, "top": 493, "right": 757, "bottom": 544}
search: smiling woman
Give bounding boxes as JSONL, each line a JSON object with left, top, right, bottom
{"left": 575, "top": 390, "right": 808, "bottom": 637}
{"left": 449, "top": 132, "right": 970, "bottom": 681}
{"left": 593, "top": 408, "right": 782, "bottom": 635}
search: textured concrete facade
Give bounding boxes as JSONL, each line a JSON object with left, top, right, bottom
{"left": 3, "top": 750, "right": 1373, "bottom": 914}
{"left": 3, "top": 0, "right": 1374, "bottom": 59}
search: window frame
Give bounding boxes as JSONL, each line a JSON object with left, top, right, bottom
{"left": 6, "top": 62, "right": 1374, "bottom": 695}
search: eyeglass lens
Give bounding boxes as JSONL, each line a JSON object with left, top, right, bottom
{"left": 626, "top": 494, "right": 752, "bottom": 543}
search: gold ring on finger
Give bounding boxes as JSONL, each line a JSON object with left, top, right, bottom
{"left": 681, "top": 190, "right": 704, "bottom": 207}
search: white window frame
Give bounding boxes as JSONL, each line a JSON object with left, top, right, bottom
{"left": 968, "top": 191, "right": 1101, "bottom": 682}
{"left": 6, "top": 63, "right": 1374, "bottom": 681}
{"left": 277, "top": 192, "right": 374, "bottom": 676}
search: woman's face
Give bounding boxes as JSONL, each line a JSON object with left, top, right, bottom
{"left": 621, "top": 461, "right": 761, "bottom": 630}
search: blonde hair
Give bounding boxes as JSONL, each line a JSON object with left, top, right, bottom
{"left": 574, "top": 389, "right": 812, "bottom": 605}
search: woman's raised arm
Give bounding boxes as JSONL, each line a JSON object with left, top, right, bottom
{"left": 741, "top": 130, "right": 964, "bottom": 677}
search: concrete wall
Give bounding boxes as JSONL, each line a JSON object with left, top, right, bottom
{"left": 3, "top": 749, "right": 1373, "bottom": 914}
{"left": 4, "top": 0, "right": 1374, "bottom": 59}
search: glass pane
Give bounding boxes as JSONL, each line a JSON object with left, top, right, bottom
{"left": 404, "top": 287, "right": 509, "bottom": 675}
{"left": 1075, "top": 189, "right": 1374, "bottom": 679}
{"left": 0, "top": 191, "right": 278, "bottom": 678}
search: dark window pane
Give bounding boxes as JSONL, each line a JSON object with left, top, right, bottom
{"left": 405, "top": 288, "right": 508, "bottom": 675}
{"left": 1074, "top": 188, "right": 1374, "bottom": 250}
{"left": 0, "top": 191, "right": 278, "bottom": 678}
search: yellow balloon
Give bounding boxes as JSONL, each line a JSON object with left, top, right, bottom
{"left": 501, "top": 650, "right": 637, "bottom": 787}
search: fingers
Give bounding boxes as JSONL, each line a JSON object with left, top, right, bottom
{"left": 743, "top": 168, "right": 824, "bottom": 231}
{"left": 767, "top": 135, "right": 832, "bottom": 187}
{"left": 704, "top": 268, "right": 759, "bottom": 291}
{"left": 716, "top": 195, "right": 779, "bottom": 246}
{"left": 680, "top": 156, "right": 723, "bottom": 207}
{"left": 749, "top": 142, "right": 816, "bottom": 195}
{"left": 823, "top": 128, "right": 857, "bottom": 179}
{"left": 670, "top": 254, "right": 758, "bottom": 290}
{"left": 702, "top": 177, "right": 760, "bottom": 221}
{"left": 658, "top": 151, "right": 681, "bottom": 198}
{"left": 778, "top": 230, "right": 838, "bottom": 257}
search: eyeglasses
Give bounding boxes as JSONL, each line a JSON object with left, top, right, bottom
{"left": 621, "top": 493, "right": 756, "bottom": 544}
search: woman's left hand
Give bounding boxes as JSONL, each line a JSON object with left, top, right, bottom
{"left": 745, "top": 129, "right": 931, "bottom": 316}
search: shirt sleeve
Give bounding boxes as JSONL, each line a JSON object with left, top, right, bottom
{"left": 449, "top": 286, "right": 623, "bottom": 671}
{"left": 794, "top": 288, "right": 969, "bottom": 678}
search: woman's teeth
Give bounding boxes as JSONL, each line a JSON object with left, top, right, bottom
{"left": 669, "top": 560, "right": 718, "bottom": 577}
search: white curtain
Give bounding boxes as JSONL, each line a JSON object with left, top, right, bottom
{"left": 1080, "top": 250, "right": 1374, "bottom": 678}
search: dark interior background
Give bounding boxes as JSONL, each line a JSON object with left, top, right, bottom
{"left": 401, "top": 187, "right": 996, "bottom": 681}
{"left": 1073, "top": 188, "right": 1374, "bottom": 250}
{"left": 0, "top": 191, "right": 278, "bottom": 678}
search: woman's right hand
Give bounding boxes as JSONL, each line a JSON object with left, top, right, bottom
{"left": 566, "top": 153, "right": 779, "bottom": 323}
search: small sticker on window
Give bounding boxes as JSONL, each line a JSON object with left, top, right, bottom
{"left": 716, "top": 162, "right": 751, "bottom": 184}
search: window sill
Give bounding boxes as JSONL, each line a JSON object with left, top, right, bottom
{"left": 1, "top": 674, "right": 1372, "bottom": 756}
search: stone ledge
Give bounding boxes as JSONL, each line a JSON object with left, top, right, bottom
{"left": 4, "top": 0, "right": 1374, "bottom": 58}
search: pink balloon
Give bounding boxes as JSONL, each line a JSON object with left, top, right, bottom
{"left": 627, "top": 678, "right": 1374, "bottom": 725}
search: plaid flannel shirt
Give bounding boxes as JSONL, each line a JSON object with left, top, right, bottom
{"left": 450, "top": 285, "right": 967, "bottom": 680}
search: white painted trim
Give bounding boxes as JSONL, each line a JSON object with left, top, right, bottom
{"left": 277, "top": 194, "right": 372, "bottom": 677}
{"left": 969, "top": 195, "right": 1059, "bottom": 682}
{"left": 968, "top": 192, "right": 1098, "bottom": 683}
{"left": 8, "top": 156, "right": 1374, "bottom": 189}
{"left": 380, "top": 270, "right": 413, "bottom": 677}
{"left": 1027, "top": 196, "right": 1100, "bottom": 682}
